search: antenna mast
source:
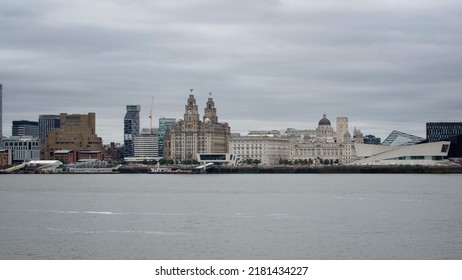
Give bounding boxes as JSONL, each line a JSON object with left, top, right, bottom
{"left": 149, "top": 96, "right": 154, "bottom": 134}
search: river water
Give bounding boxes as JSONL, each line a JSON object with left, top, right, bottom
{"left": 0, "top": 174, "right": 461, "bottom": 259}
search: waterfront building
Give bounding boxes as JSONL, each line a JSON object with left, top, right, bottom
{"left": 165, "top": 93, "right": 230, "bottom": 162}
{"left": 41, "top": 113, "right": 104, "bottom": 162}
{"left": 382, "top": 130, "right": 425, "bottom": 146}
{"left": 133, "top": 128, "right": 159, "bottom": 159}
{"left": 12, "top": 120, "right": 39, "bottom": 138}
{"left": 0, "top": 149, "right": 12, "bottom": 167}
{"left": 53, "top": 150, "right": 76, "bottom": 164}
{"left": 427, "top": 122, "right": 462, "bottom": 158}
{"left": 124, "top": 105, "right": 141, "bottom": 158}
{"left": 158, "top": 117, "right": 176, "bottom": 157}
{"left": 1, "top": 136, "right": 40, "bottom": 163}
{"left": 38, "top": 115, "right": 60, "bottom": 144}
{"left": 229, "top": 134, "right": 290, "bottom": 165}
{"left": 105, "top": 142, "right": 123, "bottom": 161}
{"left": 352, "top": 141, "right": 453, "bottom": 166}
{"left": 288, "top": 114, "right": 356, "bottom": 164}
{"left": 364, "top": 134, "right": 381, "bottom": 145}
{"left": 230, "top": 115, "right": 359, "bottom": 165}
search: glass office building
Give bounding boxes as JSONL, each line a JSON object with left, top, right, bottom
{"left": 158, "top": 117, "right": 176, "bottom": 157}
{"left": 124, "top": 105, "right": 140, "bottom": 158}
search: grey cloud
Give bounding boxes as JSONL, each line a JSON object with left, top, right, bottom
{"left": 1, "top": 0, "right": 461, "bottom": 142}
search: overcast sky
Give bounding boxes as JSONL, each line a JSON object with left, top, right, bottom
{"left": 1, "top": 0, "right": 461, "bottom": 143}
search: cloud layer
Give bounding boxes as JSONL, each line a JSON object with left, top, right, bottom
{"left": 1, "top": 0, "right": 462, "bottom": 142}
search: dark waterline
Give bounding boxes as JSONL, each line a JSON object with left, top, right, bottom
{"left": 1, "top": 174, "right": 461, "bottom": 259}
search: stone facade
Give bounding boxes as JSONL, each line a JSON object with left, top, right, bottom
{"left": 229, "top": 135, "right": 290, "bottom": 165}
{"left": 165, "top": 94, "right": 230, "bottom": 162}
{"left": 289, "top": 114, "right": 356, "bottom": 164}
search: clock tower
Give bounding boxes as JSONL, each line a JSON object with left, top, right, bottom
{"left": 184, "top": 94, "right": 199, "bottom": 123}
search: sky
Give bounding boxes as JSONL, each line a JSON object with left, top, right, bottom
{"left": 1, "top": 0, "right": 461, "bottom": 143}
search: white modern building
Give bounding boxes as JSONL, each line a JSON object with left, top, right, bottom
{"left": 352, "top": 141, "right": 453, "bottom": 166}
{"left": 134, "top": 133, "right": 159, "bottom": 159}
{"left": 1, "top": 136, "right": 40, "bottom": 163}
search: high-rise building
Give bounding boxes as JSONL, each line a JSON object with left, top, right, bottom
{"left": 42, "top": 113, "right": 104, "bottom": 161}
{"left": 158, "top": 117, "right": 176, "bottom": 157}
{"left": 38, "top": 115, "right": 61, "bottom": 144}
{"left": 165, "top": 94, "right": 230, "bottom": 162}
{"left": 124, "top": 105, "right": 140, "bottom": 158}
{"left": 12, "top": 120, "right": 39, "bottom": 138}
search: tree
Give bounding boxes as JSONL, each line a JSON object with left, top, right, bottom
{"left": 252, "top": 159, "right": 261, "bottom": 165}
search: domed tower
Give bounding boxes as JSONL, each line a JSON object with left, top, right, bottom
{"left": 316, "top": 113, "right": 334, "bottom": 143}
{"left": 203, "top": 93, "right": 218, "bottom": 124}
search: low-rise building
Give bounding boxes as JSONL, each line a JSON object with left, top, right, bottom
{"left": 229, "top": 134, "right": 290, "bottom": 165}
{"left": 1, "top": 136, "right": 40, "bottom": 163}
{"left": 0, "top": 149, "right": 12, "bottom": 167}
{"left": 352, "top": 141, "right": 453, "bottom": 166}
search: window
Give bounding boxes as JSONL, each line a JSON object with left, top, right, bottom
{"left": 441, "top": 144, "right": 449, "bottom": 153}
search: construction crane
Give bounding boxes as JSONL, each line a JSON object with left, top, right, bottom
{"left": 149, "top": 96, "right": 154, "bottom": 134}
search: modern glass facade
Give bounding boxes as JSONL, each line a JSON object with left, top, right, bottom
{"left": 12, "top": 120, "right": 39, "bottom": 138}
{"left": 427, "top": 122, "right": 462, "bottom": 158}
{"left": 382, "top": 130, "right": 425, "bottom": 146}
{"left": 158, "top": 117, "right": 175, "bottom": 157}
{"left": 426, "top": 122, "right": 462, "bottom": 142}
{"left": 124, "top": 105, "right": 140, "bottom": 158}
{"left": 38, "top": 115, "right": 61, "bottom": 144}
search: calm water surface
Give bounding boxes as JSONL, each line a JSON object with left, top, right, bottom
{"left": 1, "top": 174, "right": 461, "bottom": 259}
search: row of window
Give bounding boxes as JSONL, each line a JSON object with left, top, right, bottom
{"left": 3, "top": 141, "right": 39, "bottom": 147}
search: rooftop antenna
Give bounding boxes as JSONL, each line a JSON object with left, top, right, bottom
{"left": 149, "top": 96, "right": 154, "bottom": 134}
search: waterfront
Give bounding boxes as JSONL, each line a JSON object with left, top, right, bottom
{"left": 1, "top": 174, "right": 461, "bottom": 259}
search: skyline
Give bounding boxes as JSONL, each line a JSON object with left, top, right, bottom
{"left": 1, "top": 0, "right": 462, "bottom": 143}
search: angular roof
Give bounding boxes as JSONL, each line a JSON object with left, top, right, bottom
{"left": 382, "top": 130, "right": 425, "bottom": 146}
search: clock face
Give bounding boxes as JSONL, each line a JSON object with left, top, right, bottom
{"left": 187, "top": 109, "right": 192, "bottom": 114}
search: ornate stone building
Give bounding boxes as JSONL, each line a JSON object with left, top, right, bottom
{"left": 289, "top": 114, "right": 357, "bottom": 164}
{"left": 165, "top": 94, "right": 230, "bottom": 162}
